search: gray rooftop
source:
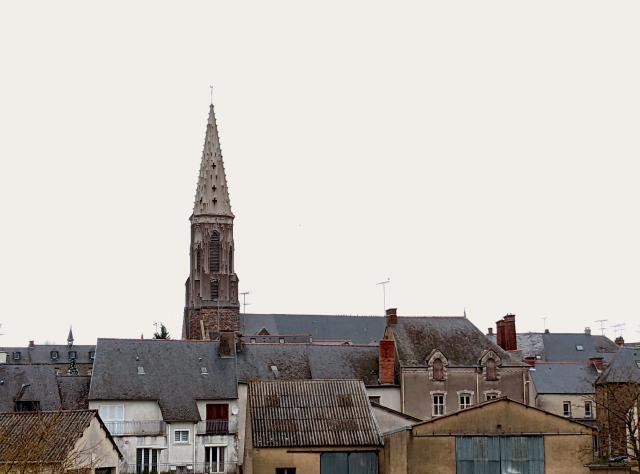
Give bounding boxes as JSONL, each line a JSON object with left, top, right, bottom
{"left": 597, "top": 347, "right": 640, "bottom": 384}
{"left": 237, "top": 344, "right": 380, "bottom": 385}
{"left": 0, "top": 345, "right": 95, "bottom": 365}
{"left": 530, "top": 363, "right": 598, "bottom": 394}
{"left": 240, "top": 313, "right": 386, "bottom": 345}
{"left": 0, "top": 365, "right": 62, "bottom": 412}
{"left": 393, "top": 317, "right": 524, "bottom": 367}
{"left": 89, "top": 339, "right": 237, "bottom": 422}
{"left": 248, "top": 379, "right": 382, "bottom": 448}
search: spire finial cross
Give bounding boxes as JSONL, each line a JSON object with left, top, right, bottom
{"left": 209, "top": 85, "right": 214, "bottom": 105}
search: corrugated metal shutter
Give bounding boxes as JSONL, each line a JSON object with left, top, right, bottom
{"left": 348, "top": 452, "right": 378, "bottom": 474}
{"left": 321, "top": 453, "right": 349, "bottom": 474}
{"left": 500, "top": 437, "right": 544, "bottom": 474}
{"left": 456, "top": 437, "right": 501, "bottom": 474}
{"left": 320, "top": 453, "right": 378, "bottom": 474}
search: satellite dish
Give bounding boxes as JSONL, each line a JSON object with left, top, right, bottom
{"left": 231, "top": 405, "right": 239, "bottom": 415}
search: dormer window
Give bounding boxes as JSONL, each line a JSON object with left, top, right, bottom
{"left": 138, "top": 366, "right": 145, "bottom": 375}
{"left": 50, "top": 351, "right": 59, "bottom": 360}
{"left": 201, "top": 367, "right": 208, "bottom": 375}
{"left": 68, "top": 351, "right": 77, "bottom": 360}
{"left": 576, "top": 345, "right": 584, "bottom": 351}
{"left": 433, "top": 358, "right": 445, "bottom": 381}
{"left": 486, "top": 358, "right": 497, "bottom": 381}
{"left": 89, "top": 351, "right": 95, "bottom": 360}
{"left": 12, "top": 352, "right": 21, "bottom": 361}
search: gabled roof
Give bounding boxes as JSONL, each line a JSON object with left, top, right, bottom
{"left": 0, "top": 365, "right": 62, "bottom": 412}
{"left": 392, "top": 317, "right": 524, "bottom": 367}
{"left": 0, "top": 345, "right": 95, "bottom": 365}
{"left": 241, "top": 313, "right": 386, "bottom": 345}
{"left": 237, "top": 344, "right": 380, "bottom": 386}
{"left": 596, "top": 347, "right": 640, "bottom": 384}
{"left": 530, "top": 363, "right": 597, "bottom": 394}
{"left": 57, "top": 376, "right": 91, "bottom": 410}
{"left": 89, "top": 339, "right": 237, "bottom": 421}
{"left": 0, "top": 410, "right": 121, "bottom": 463}
{"left": 410, "top": 398, "right": 595, "bottom": 434}
{"left": 248, "top": 379, "right": 382, "bottom": 448}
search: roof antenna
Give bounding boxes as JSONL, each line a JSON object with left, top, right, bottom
{"left": 610, "top": 323, "right": 625, "bottom": 338}
{"left": 463, "top": 308, "right": 467, "bottom": 318}
{"left": 240, "top": 291, "right": 251, "bottom": 314}
{"left": 594, "top": 319, "right": 608, "bottom": 336}
{"left": 376, "top": 278, "right": 391, "bottom": 314}
{"left": 541, "top": 317, "right": 547, "bottom": 332}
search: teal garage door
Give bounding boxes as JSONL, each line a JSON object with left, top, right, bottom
{"left": 456, "top": 436, "right": 544, "bottom": 474}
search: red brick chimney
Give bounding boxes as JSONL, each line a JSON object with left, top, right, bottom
{"left": 379, "top": 339, "right": 396, "bottom": 384}
{"left": 503, "top": 314, "right": 517, "bottom": 351}
{"left": 496, "top": 319, "right": 506, "bottom": 350}
{"left": 385, "top": 308, "right": 397, "bottom": 328}
{"left": 615, "top": 336, "right": 624, "bottom": 347}
{"left": 589, "top": 357, "right": 604, "bottom": 371}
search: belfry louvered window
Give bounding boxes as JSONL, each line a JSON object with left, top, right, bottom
{"left": 209, "top": 231, "right": 220, "bottom": 272}
{"left": 211, "top": 279, "right": 219, "bottom": 300}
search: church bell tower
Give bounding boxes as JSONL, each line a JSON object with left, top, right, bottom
{"left": 182, "top": 102, "right": 240, "bottom": 339}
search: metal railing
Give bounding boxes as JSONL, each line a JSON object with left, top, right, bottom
{"left": 104, "top": 420, "right": 166, "bottom": 436}
{"left": 120, "top": 462, "right": 238, "bottom": 474}
{"left": 196, "top": 419, "right": 231, "bottom": 435}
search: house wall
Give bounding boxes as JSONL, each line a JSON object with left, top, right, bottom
{"left": 535, "top": 393, "right": 596, "bottom": 420}
{"left": 371, "top": 406, "right": 416, "bottom": 435}
{"left": 401, "top": 366, "right": 527, "bottom": 420}
{"left": 383, "top": 402, "right": 594, "bottom": 474}
{"left": 366, "top": 386, "right": 401, "bottom": 411}
{"left": 249, "top": 447, "right": 380, "bottom": 474}
{"left": 71, "top": 417, "right": 121, "bottom": 474}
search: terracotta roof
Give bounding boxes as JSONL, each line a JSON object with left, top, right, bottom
{"left": 248, "top": 379, "right": 382, "bottom": 448}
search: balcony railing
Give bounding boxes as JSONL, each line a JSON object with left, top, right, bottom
{"left": 120, "top": 462, "right": 238, "bottom": 474}
{"left": 105, "top": 420, "right": 166, "bottom": 436}
{"left": 196, "top": 419, "right": 230, "bottom": 435}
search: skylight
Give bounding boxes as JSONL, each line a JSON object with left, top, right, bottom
{"left": 137, "top": 366, "right": 145, "bottom": 375}
{"left": 576, "top": 345, "right": 584, "bottom": 351}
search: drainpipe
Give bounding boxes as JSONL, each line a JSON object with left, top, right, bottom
{"left": 193, "top": 422, "right": 197, "bottom": 469}
{"left": 476, "top": 371, "right": 479, "bottom": 404}
{"left": 400, "top": 369, "right": 405, "bottom": 413}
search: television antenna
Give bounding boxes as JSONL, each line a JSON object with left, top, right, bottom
{"left": 240, "top": 291, "right": 251, "bottom": 314}
{"left": 376, "top": 278, "right": 391, "bottom": 314}
{"left": 610, "top": 323, "right": 626, "bottom": 338}
{"left": 541, "top": 317, "right": 547, "bottom": 331}
{"left": 594, "top": 319, "right": 608, "bottom": 336}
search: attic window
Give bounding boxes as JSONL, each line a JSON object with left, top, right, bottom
{"left": 279, "top": 338, "right": 285, "bottom": 344}
{"left": 50, "top": 351, "right": 59, "bottom": 360}
{"left": 201, "top": 367, "right": 208, "bottom": 375}
{"left": 12, "top": 352, "right": 21, "bottom": 361}
{"left": 636, "top": 361, "right": 640, "bottom": 368}
{"left": 576, "top": 345, "right": 584, "bottom": 351}
{"left": 68, "top": 351, "right": 77, "bottom": 360}
{"left": 89, "top": 351, "right": 95, "bottom": 360}
{"left": 137, "top": 366, "right": 145, "bottom": 375}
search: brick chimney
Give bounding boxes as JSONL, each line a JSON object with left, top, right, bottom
{"left": 28, "top": 340, "right": 35, "bottom": 348}
{"left": 589, "top": 357, "right": 604, "bottom": 371}
{"left": 615, "top": 336, "right": 624, "bottom": 347}
{"left": 379, "top": 339, "right": 396, "bottom": 384}
{"left": 584, "top": 327, "right": 591, "bottom": 336}
{"left": 496, "top": 319, "right": 506, "bottom": 350}
{"left": 503, "top": 314, "right": 517, "bottom": 351}
{"left": 385, "top": 308, "right": 398, "bottom": 328}
{"left": 487, "top": 328, "right": 494, "bottom": 336}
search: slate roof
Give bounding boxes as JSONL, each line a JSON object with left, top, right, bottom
{"left": 248, "top": 379, "right": 383, "bottom": 448}
{"left": 0, "top": 345, "right": 95, "bottom": 365}
{"left": 0, "top": 365, "right": 62, "bottom": 412}
{"left": 0, "top": 410, "right": 120, "bottom": 463}
{"left": 89, "top": 339, "right": 237, "bottom": 422}
{"left": 240, "top": 313, "right": 386, "bottom": 345}
{"left": 486, "top": 332, "right": 618, "bottom": 362}
{"left": 237, "top": 344, "right": 380, "bottom": 386}
{"left": 530, "top": 363, "right": 598, "bottom": 394}
{"left": 392, "top": 317, "right": 524, "bottom": 367}
{"left": 57, "top": 376, "right": 91, "bottom": 410}
{"left": 596, "top": 347, "right": 640, "bottom": 384}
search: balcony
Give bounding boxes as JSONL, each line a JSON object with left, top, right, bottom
{"left": 196, "top": 419, "right": 231, "bottom": 435}
{"left": 104, "top": 420, "right": 166, "bottom": 436}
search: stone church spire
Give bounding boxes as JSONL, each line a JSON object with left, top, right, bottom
{"left": 183, "top": 102, "right": 240, "bottom": 340}
{"left": 192, "top": 104, "right": 234, "bottom": 220}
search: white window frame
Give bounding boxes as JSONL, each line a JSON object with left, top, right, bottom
{"left": 204, "top": 445, "right": 226, "bottom": 473}
{"left": 459, "top": 392, "right": 472, "bottom": 410}
{"left": 174, "top": 429, "right": 190, "bottom": 444}
{"left": 584, "top": 401, "right": 593, "bottom": 418}
{"left": 484, "top": 391, "right": 501, "bottom": 401}
{"left": 563, "top": 401, "right": 572, "bottom": 417}
{"left": 432, "top": 393, "right": 446, "bottom": 417}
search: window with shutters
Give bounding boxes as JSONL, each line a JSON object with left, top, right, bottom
{"left": 211, "top": 279, "right": 219, "bottom": 300}
{"left": 486, "top": 358, "right": 497, "bottom": 381}
{"left": 136, "top": 448, "right": 160, "bottom": 474}
{"left": 209, "top": 231, "right": 220, "bottom": 272}
{"left": 433, "top": 358, "right": 445, "bottom": 380}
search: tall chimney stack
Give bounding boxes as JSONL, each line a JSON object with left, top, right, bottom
{"left": 496, "top": 319, "right": 506, "bottom": 350}
{"left": 503, "top": 314, "right": 517, "bottom": 351}
{"left": 379, "top": 339, "right": 396, "bottom": 384}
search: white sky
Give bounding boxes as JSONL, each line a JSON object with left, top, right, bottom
{"left": 1, "top": 1, "right": 639, "bottom": 346}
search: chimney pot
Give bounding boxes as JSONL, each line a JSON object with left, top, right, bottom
{"left": 385, "top": 308, "right": 398, "bottom": 327}
{"left": 544, "top": 329, "right": 550, "bottom": 334}
{"left": 28, "top": 341, "right": 35, "bottom": 348}
{"left": 614, "top": 336, "right": 624, "bottom": 347}
{"left": 488, "top": 328, "right": 494, "bottom": 336}
{"left": 584, "top": 327, "right": 591, "bottom": 335}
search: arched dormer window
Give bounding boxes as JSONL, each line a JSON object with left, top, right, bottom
{"left": 433, "top": 358, "right": 445, "bottom": 381}
{"left": 486, "top": 357, "right": 497, "bottom": 381}
{"left": 209, "top": 231, "right": 220, "bottom": 272}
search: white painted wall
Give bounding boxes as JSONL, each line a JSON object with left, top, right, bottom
{"left": 366, "top": 386, "right": 402, "bottom": 411}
